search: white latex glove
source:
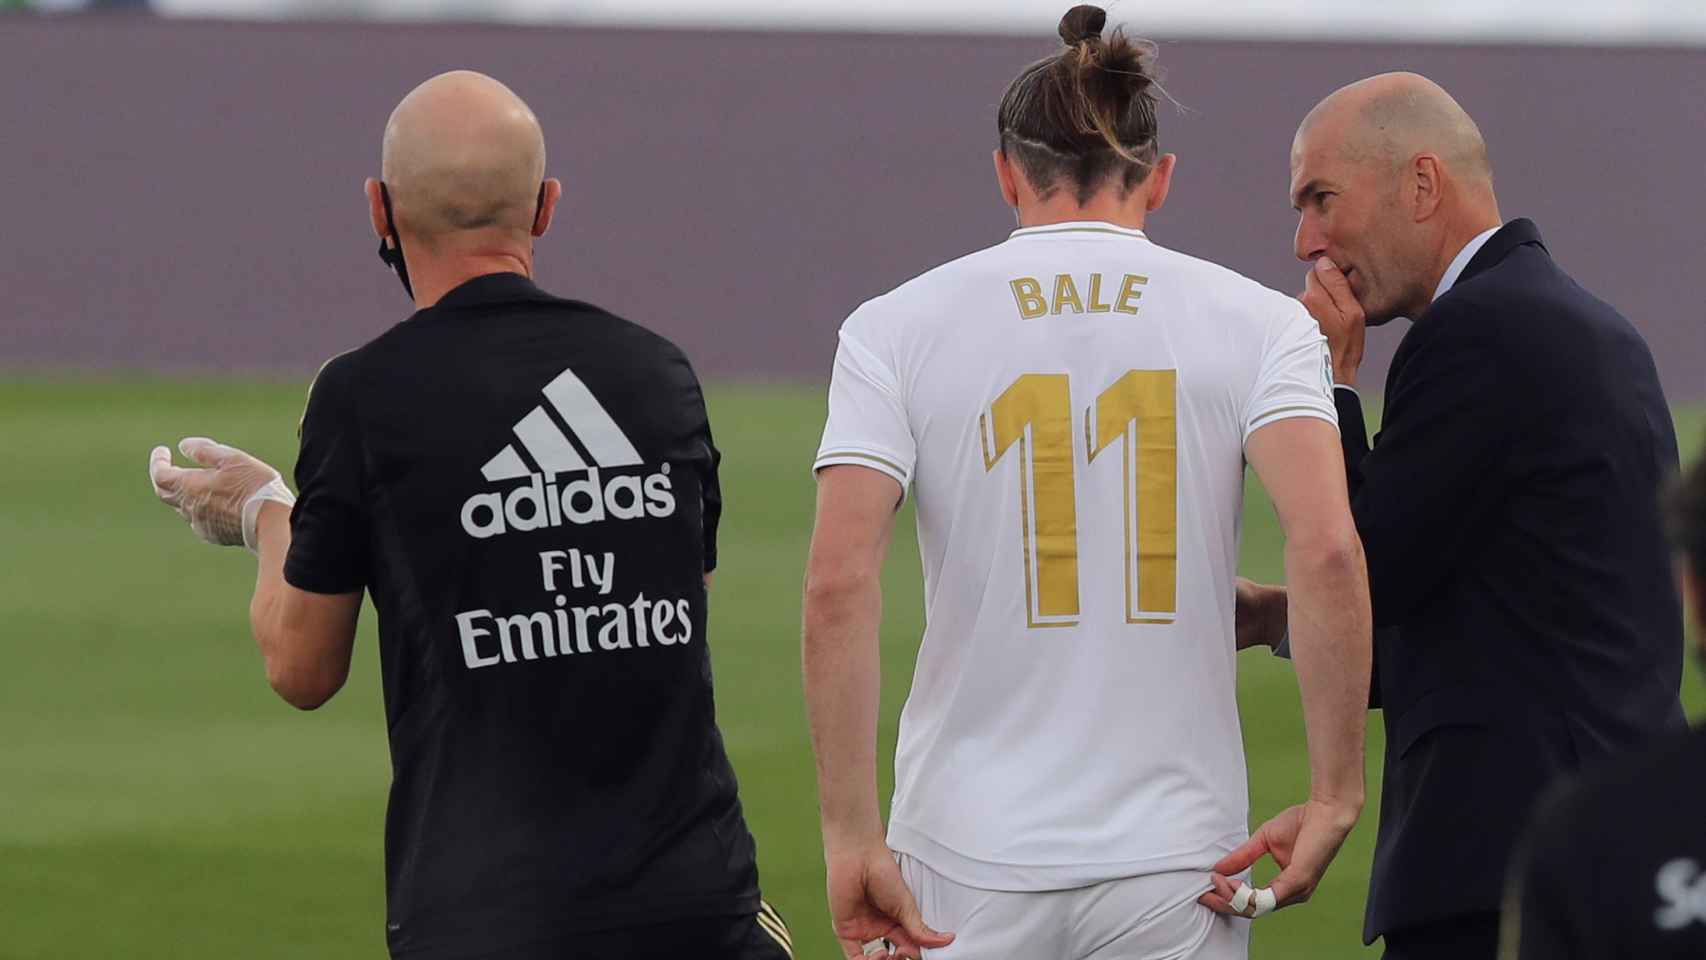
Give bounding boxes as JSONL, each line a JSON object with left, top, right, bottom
{"left": 148, "top": 437, "right": 296, "bottom": 553}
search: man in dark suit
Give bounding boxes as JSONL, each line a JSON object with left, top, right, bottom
{"left": 1221, "top": 72, "right": 1686, "bottom": 959}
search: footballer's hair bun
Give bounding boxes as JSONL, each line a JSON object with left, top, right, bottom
{"left": 999, "top": 3, "right": 1165, "bottom": 202}
{"left": 1058, "top": 4, "right": 1108, "bottom": 45}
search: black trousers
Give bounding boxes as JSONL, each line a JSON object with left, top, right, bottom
{"left": 483, "top": 902, "right": 793, "bottom": 960}
{"left": 1381, "top": 911, "right": 1501, "bottom": 960}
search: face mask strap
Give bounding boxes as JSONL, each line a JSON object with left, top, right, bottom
{"left": 377, "top": 181, "right": 413, "bottom": 299}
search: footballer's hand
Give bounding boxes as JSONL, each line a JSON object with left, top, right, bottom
{"left": 148, "top": 437, "right": 295, "bottom": 552}
{"left": 1300, "top": 257, "right": 1366, "bottom": 389}
{"left": 825, "top": 839, "right": 953, "bottom": 959}
{"left": 1234, "top": 579, "right": 1286, "bottom": 652}
{"left": 1198, "top": 799, "right": 1359, "bottom": 918}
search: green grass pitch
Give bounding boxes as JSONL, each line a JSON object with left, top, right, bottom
{"left": 1, "top": 378, "right": 1700, "bottom": 959}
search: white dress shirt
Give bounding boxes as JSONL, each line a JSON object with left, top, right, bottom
{"left": 1432, "top": 225, "right": 1501, "bottom": 302}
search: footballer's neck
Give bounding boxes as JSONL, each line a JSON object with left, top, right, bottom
{"left": 1017, "top": 191, "right": 1152, "bottom": 233}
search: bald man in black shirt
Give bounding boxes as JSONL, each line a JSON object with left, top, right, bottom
{"left": 1500, "top": 440, "right": 1706, "bottom": 959}
{"left": 148, "top": 70, "right": 791, "bottom": 960}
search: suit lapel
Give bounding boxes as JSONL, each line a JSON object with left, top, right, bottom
{"left": 1376, "top": 218, "right": 1548, "bottom": 441}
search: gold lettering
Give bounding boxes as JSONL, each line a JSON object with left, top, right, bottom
{"left": 1010, "top": 277, "right": 1047, "bottom": 320}
{"left": 1115, "top": 274, "right": 1149, "bottom": 315}
{"left": 1051, "top": 274, "right": 1085, "bottom": 315}
{"left": 1087, "top": 273, "right": 1112, "bottom": 313}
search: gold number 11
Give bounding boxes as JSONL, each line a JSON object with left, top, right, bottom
{"left": 980, "top": 370, "right": 1178, "bottom": 629}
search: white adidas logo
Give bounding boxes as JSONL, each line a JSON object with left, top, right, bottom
{"left": 460, "top": 367, "right": 678, "bottom": 539}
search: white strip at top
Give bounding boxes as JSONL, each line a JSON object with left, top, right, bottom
{"left": 150, "top": 0, "right": 1706, "bottom": 48}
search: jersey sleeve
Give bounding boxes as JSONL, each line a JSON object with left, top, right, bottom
{"left": 1243, "top": 302, "right": 1339, "bottom": 444}
{"left": 284, "top": 354, "right": 370, "bottom": 595}
{"left": 813, "top": 320, "right": 915, "bottom": 490}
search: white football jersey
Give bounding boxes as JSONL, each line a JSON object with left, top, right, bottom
{"left": 814, "top": 221, "right": 1337, "bottom": 890}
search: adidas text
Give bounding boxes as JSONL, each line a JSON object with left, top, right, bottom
{"left": 461, "top": 466, "right": 677, "bottom": 539}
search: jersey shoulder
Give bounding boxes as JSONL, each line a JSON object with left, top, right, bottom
{"left": 838, "top": 239, "right": 1017, "bottom": 339}
{"left": 301, "top": 345, "right": 367, "bottom": 419}
{"left": 1142, "top": 242, "right": 1307, "bottom": 323}
{"left": 549, "top": 295, "right": 698, "bottom": 373}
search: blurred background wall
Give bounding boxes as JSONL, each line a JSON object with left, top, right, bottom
{"left": 1, "top": 10, "right": 1701, "bottom": 399}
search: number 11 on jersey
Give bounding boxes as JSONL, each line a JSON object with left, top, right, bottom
{"left": 1088, "top": 370, "right": 1178, "bottom": 624}
{"left": 980, "top": 370, "right": 1178, "bottom": 629}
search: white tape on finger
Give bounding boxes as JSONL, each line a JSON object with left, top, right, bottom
{"left": 861, "top": 939, "right": 890, "bottom": 957}
{"left": 1229, "top": 884, "right": 1277, "bottom": 918}
{"left": 1229, "top": 885, "right": 1253, "bottom": 913}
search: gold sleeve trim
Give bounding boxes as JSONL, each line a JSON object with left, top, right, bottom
{"left": 816, "top": 450, "right": 908, "bottom": 478}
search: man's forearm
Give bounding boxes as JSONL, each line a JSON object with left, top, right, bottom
{"left": 249, "top": 500, "right": 294, "bottom": 647}
{"left": 802, "top": 572, "right": 885, "bottom": 843}
{"left": 247, "top": 502, "right": 357, "bottom": 710}
{"left": 1285, "top": 536, "right": 1372, "bottom": 809}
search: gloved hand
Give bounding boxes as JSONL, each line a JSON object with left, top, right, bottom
{"left": 148, "top": 437, "right": 296, "bottom": 553}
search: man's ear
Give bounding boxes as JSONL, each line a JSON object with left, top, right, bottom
{"left": 993, "top": 148, "right": 1021, "bottom": 210}
{"left": 533, "top": 178, "right": 563, "bottom": 238}
{"left": 1411, "top": 154, "right": 1444, "bottom": 222}
{"left": 1145, "top": 153, "right": 1177, "bottom": 214}
{"left": 364, "top": 178, "right": 389, "bottom": 241}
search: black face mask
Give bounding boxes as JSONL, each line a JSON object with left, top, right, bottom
{"left": 376, "top": 183, "right": 548, "bottom": 301}
{"left": 377, "top": 182, "right": 413, "bottom": 300}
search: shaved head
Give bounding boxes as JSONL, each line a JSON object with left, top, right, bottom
{"left": 381, "top": 70, "right": 547, "bottom": 241}
{"left": 1289, "top": 72, "right": 1503, "bottom": 325}
{"left": 1297, "top": 72, "right": 1493, "bottom": 190}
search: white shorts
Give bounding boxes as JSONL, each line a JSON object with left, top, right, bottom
{"left": 897, "top": 853, "right": 1249, "bottom": 960}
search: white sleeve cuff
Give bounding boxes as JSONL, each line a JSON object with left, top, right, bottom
{"left": 813, "top": 448, "right": 911, "bottom": 490}
{"left": 1243, "top": 405, "right": 1340, "bottom": 446}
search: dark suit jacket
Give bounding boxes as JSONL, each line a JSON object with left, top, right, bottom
{"left": 1338, "top": 219, "right": 1686, "bottom": 943}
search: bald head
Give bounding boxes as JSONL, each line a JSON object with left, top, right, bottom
{"left": 1297, "top": 72, "right": 1492, "bottom": 190}
{"left": 381, "top": 71, "right": 547, "bottom": 241}
{"left": 1289, "top": 73, "right": 1503, "bottom": 325}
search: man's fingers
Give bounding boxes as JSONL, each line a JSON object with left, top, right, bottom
{"left": 895, "top": 907, "right": 953, "bottom": 949}
{"left": 1198, "top": 891, "right": 1236, "bottom": 914}
{"left": 884, "top": 929, "right": 924, "bottom": 958}
{"left": 1265, "top": 863, "right": 1321, "bottom": 908}
{"left": 1312, "top": 257, "right": 1363, "bottom": 319}
{"left": 148, "top": 445, "right": 179, "bottom": 497}
{"left": 1199, "top": 877, "right": 1278, "bottom": 920}
{"left": 179, "top": 436, "right": 241, "bottom": 468}
{"left": 1197, "top": 872, "right": 1243, "bottom": 915}
{"left": 1212, "top": 832, "right": 1272, "bottom": 876}
{"left": 1227, "top": 883, "right": 1276, "bottom": 916}
{"left": 838, "top": 934, "right": 902, "bottom": 960}
{"left": 871, "top": 864, "right": 953, "bottom": 950}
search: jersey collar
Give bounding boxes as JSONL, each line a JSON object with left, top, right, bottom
{"left": 432, "top": 272, "right": 551, "bottom": 310}
{"left": 1009, "top": 220, "right": 1149, "bottom": 241}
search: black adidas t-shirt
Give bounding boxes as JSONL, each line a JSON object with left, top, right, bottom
{"left": 284, "top": 273, "right": 759, "bottom": 958}
{"left": 1503, "top": 723, "right": 1706, "bottom": 958}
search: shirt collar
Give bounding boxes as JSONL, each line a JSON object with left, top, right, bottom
{"left": 1010, "top": 220, "right": 1149, "bottom": 241}
{"left": 431, "top": 271, "right": 548, "bottom": 311}
{"left": 1433, "top": 226, "right": 1500, "bottom": 302}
